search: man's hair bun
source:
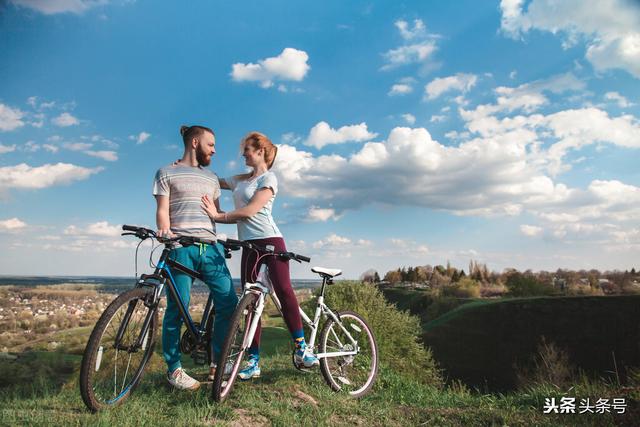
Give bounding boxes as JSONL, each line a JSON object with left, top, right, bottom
{"left": 180, "top": 125, "right": 190, "bottom": 136}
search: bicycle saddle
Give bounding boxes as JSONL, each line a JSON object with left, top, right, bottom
{"left": 311, "top": 267, "right": 342, "bottom": 278}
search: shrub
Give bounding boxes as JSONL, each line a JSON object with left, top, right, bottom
{"left": 304, "top": 281, "right": 442, "bottom": 386}
{"left": 505, "top": 272, "right": 554, "bottom": 297}
{"left": 516, "top": 337, "right": 574, "bottom": 389}
{"left": 441, "top": 277, "right": 480, "bottom": 298}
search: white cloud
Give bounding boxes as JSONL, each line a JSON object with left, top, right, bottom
{"left": 0, "top": 163, "right": 103, "bottom": 191}
{"left": 395, "top": 19, "right": 427, "bottom": 40}
{"left": 63, "top": 142, "right": 93, "bottom": 151}
{"left": 0, "top": 104, "right": 25, "bottom": 131}
{"left": 388, "top": 84, "right": 413, "bottom": 96}
{"left": 0, "top": 217, "right": 27, "bottom": 231}
{"left": 312, "top": 233, "right": 352, "bottom": 249}
{"left": 604, "top": 91, "right": 633, "bottom": 108}
{"left": 499, "top": 0, "right": 640, "bottom": 78}
{"left": 509, "top": 70, "right": 518, "bottom": 79}
{"left": 425, "top": 73, "right": 478, "bottom": 100}
{"left": 9, "top": 0, "right": 108, "bottom": 15}
{"left": 130, "top": 131, "right": 151, "bottom": 144}
{"left": 305, "top": 121, "right": 377, "bottom": 149}
{"left": 402, "top": 114, "right": 416, "bottom": 125}
{"left": 231, "top": 48, "right": 310, "bottom": 88}
{"left": 520, "top": 224, "right": 543, "bottom": 237}
{"left": 430, "top": 115, "right": 446, "bottom": 123}
{"left": 85, "top": 150, "right": 118, "bottom": 161}
{"left": 305, "top": 207, "right": 339, "bottom": 222}
{"left": 281, "top": 132, "right": 302, "bottom": 145}
{"left": 52, "top": 112, "right": 80, "bottom": 127}
{"left": 42, "top": 144, "right": 59, "bottom": 153}
{"left": 381, "top": 41, "right": 437, "bottom": 70}
{"left": 0, "top": 144, "right": 17, "bottom": 154}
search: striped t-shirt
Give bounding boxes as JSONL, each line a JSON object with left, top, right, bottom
{"left": 152, "top": 163, "right": 220, "bottom": 240}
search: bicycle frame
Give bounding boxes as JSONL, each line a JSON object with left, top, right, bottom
{"left": 115, "top": 243, "right": 215, "bottom": 353}
{"left": 241, "top": 265, "right": 360, "bottom": 360}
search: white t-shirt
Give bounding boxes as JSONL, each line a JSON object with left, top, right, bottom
{"left": 225, "top": 171, "right": 282, "bottom": 240}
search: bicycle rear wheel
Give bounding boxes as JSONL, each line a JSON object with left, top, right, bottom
{"left": 319, "top": 310, "right": 378, "bottom": 397}
{"left": 211, "top": 292, "right": 258, "bottom": 402}
{"left": 79, "top": 287, "right": 158, "bottom": 411}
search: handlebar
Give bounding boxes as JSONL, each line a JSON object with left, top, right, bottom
{"left": 217, "top": 235, "right": 311, "bottom": 263}
{"left": 121, "top": 225, "right": 311, "bottom": 263}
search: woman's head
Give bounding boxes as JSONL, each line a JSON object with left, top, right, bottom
{"left": 241, "top": 131, "right": 278, "bottom": 170}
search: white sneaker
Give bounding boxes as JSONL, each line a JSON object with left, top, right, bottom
{"left": 167, "top": 367, "right": 200, "bottom": 390}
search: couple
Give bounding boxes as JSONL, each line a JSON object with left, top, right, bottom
{"left": 153, "top": 125, "right": 318, "bottom": 391}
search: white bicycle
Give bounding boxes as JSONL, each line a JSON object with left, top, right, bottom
{"left": 212, "top": 237, "right": 379, "bottom": 402}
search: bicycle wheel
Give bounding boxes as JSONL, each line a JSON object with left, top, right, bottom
{"left": 212, "top": 292, "right": 258, "bottom": 402}
{"left": 80, "top": 287, "right": 158, "bottom": 411}
{"left": 319, "top": 310, "right": 378, "bottom": 397}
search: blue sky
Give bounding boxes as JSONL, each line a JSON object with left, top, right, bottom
{"left": 1, "top": 0, "right": 639, "bottom": 279}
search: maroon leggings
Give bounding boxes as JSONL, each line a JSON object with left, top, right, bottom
{"left": 241, "top": 237, "right": 304, "bottom": 353}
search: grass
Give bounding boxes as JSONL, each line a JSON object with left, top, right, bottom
{"left": 1, "top": 321, "right": 637, "bottom": 426}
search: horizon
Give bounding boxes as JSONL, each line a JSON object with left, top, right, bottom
{"left": 1, "top": 1, "right": 639, "bottom": 279}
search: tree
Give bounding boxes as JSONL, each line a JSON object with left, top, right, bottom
{"left": 360, "top": 269, "right": 379, "bottom": 283}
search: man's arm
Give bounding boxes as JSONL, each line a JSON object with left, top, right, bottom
{"left": 155, "top": 195, "right": 173, "bottom": 237}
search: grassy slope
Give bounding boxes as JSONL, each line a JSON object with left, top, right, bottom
{"left": 2, "top": 323, "right": 636, "bottom": 426}
{"left": 421, "top": 295, "right": 640, "bottom": 391}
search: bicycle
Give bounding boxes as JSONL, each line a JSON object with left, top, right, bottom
{"left": 79, "top": 225, "right": 231, "bottom": 411}
{"left": 212, "top": 237, "right": 379, "bottom": 402}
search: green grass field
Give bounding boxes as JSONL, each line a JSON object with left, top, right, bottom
{"left": 1, "top": 289, "right": 639, "bottom": 426}
{"left": 1, "top": 321, "right": 637, "bottom": 426}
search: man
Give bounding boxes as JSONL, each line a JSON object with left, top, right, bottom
{"left": 153, "top": 125, "right": 238, "bottom": 390}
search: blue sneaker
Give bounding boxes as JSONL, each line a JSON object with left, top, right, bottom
{"left": 294, "top": 346, "right": 319, "bottom": 368}
{"left": 238, "top": 356, "right": 261, "bottom": 380}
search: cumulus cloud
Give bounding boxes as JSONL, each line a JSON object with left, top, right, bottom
{"left": 0, "top": 144, "right": 17, "bottom": 154}
{"left": 65, "top": 221, "right": 121, "bottom": 237}
{"left": 520, "top": 224, "right": 543, "bottom": 237}
{"left": 52, "top": 112, "right": 80, "bottom": 127}
{"left": 130, "top": 131, "right": 151, "bottom": 144}
{"left": 381, "top": 42, "right": 437, "bottom": 70}
{"left": 604, "top": 91, "right": 633, "bottom": 108}
{"left": 231, "top": 48, "right": 310, "bottom": 88}
{"left": 402, "top": 114, "right": 416, "bottom": 125}
{"left": 425, "top": 73, "right": 478, "bottom": 100}
{"left": 63, "top": 142, "right": 93, "bottom": 151}
{"left": 0, "top": 104, "right": 25, "bottom": 131}
{"left": 85, "top": 150, "right": 118, "bottom": 161}
{"left": 0, "top": 163, "right": 103, "bottom": 191}
{"left": 388, "top": 83, "right": 414, "bottom": 96}
{"left": 0, "top": 217, "right": 27, "bottom": 232}
{"left": 395, "top": 19, "right": 427, "bottom": 40}
{"left": 9, "top": 0, "right": 108, "bottom": 15}
{"left": 304, "top": 121, "right": 377, "bottom": 149}
{"left": 305, "top": 207, "right": 340, "bottom": 222}
{"left": 499, "top": 0, "right": 640, "bottom": 78}
{"left": 381, "top": 19, "right": 439, "bottom": 70}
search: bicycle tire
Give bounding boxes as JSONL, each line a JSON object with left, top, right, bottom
{"left": 79, "top": 287, "right": 158, "bottom": 411}
{"left": 319, "top": 310, "right": 378, "bottom": 397}
{"left": 211, "top": 292, "right": 258, "bottom": 402}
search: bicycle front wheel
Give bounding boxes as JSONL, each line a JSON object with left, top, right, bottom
{"left": 79, "top": 287, "right": 158, "bottom": 411}
{"left": 319, "top": 310, "right": 378, "bottom": 397}
{"left": 212, "top": 292, "right": 258, "bottom": 402}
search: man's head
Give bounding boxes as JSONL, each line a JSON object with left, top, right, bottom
{"left": 180, "top": 125, "right": 215, "bottom": 166}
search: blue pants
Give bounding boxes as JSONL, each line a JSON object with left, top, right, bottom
{"left": 162, "top": 243, "right": 238, "bottom": 372}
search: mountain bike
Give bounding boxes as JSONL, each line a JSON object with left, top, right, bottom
{"left": 212, "top": 237, "right": 379, "bottom": 402}
{"left": 79, "top": 225, "right": 230, "bottom": 411}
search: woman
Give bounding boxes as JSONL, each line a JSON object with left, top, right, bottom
{"left": 202, "top": 131, "right": 318, "bottom": 380}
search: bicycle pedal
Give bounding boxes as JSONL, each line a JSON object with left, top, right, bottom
{"left": 191, "top": 349, "right": 208, "bottom": 365}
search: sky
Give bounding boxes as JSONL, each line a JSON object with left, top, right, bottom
{"left": 0, "top": 0, "right": 639, "bottom": 279}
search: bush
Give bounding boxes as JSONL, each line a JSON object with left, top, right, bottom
{"left": 505, "top": 272, "right": 554, "bottom": 297}
{"left": 441, "top": 277, "right": 480, "bottom": 298}
{"left": 304, "top": 281, "right": 442, "bottom": 386}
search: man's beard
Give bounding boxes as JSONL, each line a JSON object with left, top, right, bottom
{"left": 196, "top": 147, "right": 211, "bottom": 166}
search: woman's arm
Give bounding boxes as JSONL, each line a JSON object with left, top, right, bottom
{"left": 218, "top": 177, "right": 231, "bottom": 190}
{"left": 202, "top": 188, "right": 273, "bottom": 222}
